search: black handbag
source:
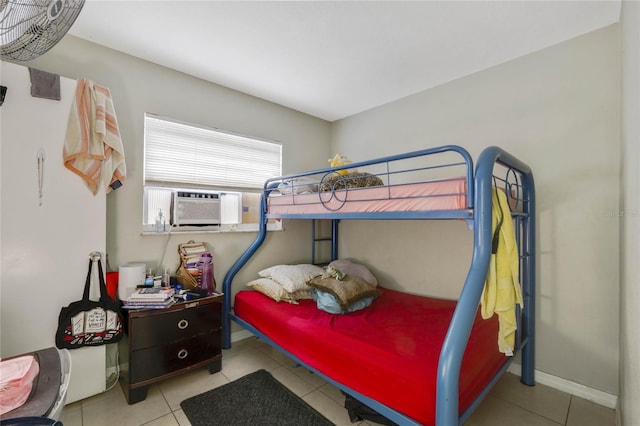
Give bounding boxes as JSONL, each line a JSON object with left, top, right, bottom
{"left": 55, "top": 256, "right": 124, "bottom": 349}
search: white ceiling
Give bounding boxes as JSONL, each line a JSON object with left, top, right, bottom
{"left": 68, "top": 1, "right": 621, "bottom": 122}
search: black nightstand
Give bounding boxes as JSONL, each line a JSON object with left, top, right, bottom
{"left": 119, "top": 294, "right": 222, "bottom": 404}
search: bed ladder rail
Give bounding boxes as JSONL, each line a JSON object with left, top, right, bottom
{"left": 311, "top": 219, "right": 339, "bottom": 265}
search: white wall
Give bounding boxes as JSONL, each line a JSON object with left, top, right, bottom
{"left": 619, "top": 2, "right": 640, "bottom": 425}
{"left": 332, "top": 25, "right": 620, "bottom": 396}
{"left": 27, "top": 35, "right": 332, "bottom": 332}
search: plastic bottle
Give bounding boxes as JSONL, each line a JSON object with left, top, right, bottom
{"left": 198, "top": 253, "right": 215, "bottom": 295}
{"left": 155, "top": 209, "right": 165, "bottom": 232}
{"left": 162, "top": 267, "right": 171, "bottom": 287}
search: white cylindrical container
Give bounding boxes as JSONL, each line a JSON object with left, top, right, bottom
{"left": 118, "top": 263, "right": 146, "bottom": 300}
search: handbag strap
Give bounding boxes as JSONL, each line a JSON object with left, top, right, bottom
{"left": 81, "top": 257, "right": 110, "bottom": 301}
{"left": 82, "top": 259, "right": 93, "bottom": 301}
{"left": 96, "top": 258, "right": 110, "bottom": 302}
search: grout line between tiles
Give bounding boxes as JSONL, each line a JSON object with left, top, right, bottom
{"left": 564, "top": 396, "right": 573, "bottom": 426}
{"left": 490, "top": 395, "right": 567, "bottom": 426}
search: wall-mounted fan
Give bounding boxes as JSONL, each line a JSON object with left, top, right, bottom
{"left": 1, "top": 0, "right": 84, "bottom": 62}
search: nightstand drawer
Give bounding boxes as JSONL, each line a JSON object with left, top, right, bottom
{"left": 129, "top": 301, "right": 221, "bottom": 351}
{"left": 129, "top": 329, "right": 221, "bottom": 383}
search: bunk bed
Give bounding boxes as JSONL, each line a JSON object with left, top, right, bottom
{"left": 222, "top": 145, "right": 535, "bottom": 426}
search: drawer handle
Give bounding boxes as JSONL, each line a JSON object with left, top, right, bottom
{"left": 177, "top": 319, "right": 189, "bottom": 329}
{"left": 177, "top": 349, "right": 188, "bottom": 359}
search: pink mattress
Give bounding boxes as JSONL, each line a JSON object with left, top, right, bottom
{"left": 267, "top": 178, "right": 467, "bottom": 215}
{"left": 234, "top": 287, "right": 505, "bottom": 425}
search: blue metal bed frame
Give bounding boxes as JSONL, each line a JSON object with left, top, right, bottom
{"left": 222, "top": 145, "right": 535, "bottom": 426}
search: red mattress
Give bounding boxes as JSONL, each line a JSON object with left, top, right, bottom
{"left": 234, "top": 287, "right": 505, "bottom": 425}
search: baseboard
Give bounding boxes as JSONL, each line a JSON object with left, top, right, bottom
{"left": 507, "top": 363, "right": 617, "bottom": 409}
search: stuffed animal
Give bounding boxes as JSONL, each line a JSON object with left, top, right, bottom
{"left": 328, "top": 153, "right": 351, "bottom": 175}
{"left": 322, "top": 265, "right": 346, "bottom": 281}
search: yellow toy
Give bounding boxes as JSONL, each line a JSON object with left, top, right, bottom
{"left": 328, "top": 153, "right": 351, "bottom": 175}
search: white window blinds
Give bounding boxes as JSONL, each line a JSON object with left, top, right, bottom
{"left": 144, "top": 114, "right": 282, "bottom": 189}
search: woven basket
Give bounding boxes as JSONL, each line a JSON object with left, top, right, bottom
{"left": 175, "top": 240, "right": 208, "bottom": 290}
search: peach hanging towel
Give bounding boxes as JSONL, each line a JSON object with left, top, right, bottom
{"left": 63, "top": 78, "right": 126, "bottom": 195}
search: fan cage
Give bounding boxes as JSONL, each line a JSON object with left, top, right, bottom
{"left": 0, "top": 0, "right": 85, "bottom": 62}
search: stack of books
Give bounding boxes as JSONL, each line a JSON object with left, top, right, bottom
{"left": 123, "top": 287, "right": 176, "bottom": 309}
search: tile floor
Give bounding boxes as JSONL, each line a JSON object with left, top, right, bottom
{"left": 60, "top": 337, "right": 616, "bottom": 426}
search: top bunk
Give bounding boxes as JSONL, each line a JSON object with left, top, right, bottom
{"left": 261, "top": 145, "right": 533, "bottom": 222}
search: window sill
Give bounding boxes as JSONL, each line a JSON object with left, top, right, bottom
{"left": 141, "top": 222, "right": 282, "bottom": 236}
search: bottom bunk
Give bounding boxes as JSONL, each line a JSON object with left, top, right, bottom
{"left": 233, "top": 286, "right": 508, "bottom": 426}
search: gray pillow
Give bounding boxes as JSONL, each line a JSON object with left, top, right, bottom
{"left": 328, "top": 259, "right": 378, "bottom": 287}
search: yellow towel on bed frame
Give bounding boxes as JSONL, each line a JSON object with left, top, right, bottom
{"left": 480, "top": 188, "right": 523, "bottom": 356}
{"left": 63, "top": 79, "right": 126, "bottom": 195}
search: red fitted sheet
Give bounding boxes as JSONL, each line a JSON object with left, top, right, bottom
{"left": 267, "top": 178, "right": 467, "bottom": 216}
{"left": 234, "top": 287, "right": 505, "bottom": 425}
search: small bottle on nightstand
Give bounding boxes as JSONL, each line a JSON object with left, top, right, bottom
{"left": 198, "top": 253, "right": 215, "bottom": 295}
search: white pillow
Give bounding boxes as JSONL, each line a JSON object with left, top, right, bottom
{"left": 277, "top": 178, "right": 318, "bottom": 195}
{"left": 247, "top": 278, "right": 312, "bottom": 304}
{"left": 258, "top": 264, "right": 325, "bottom": 293}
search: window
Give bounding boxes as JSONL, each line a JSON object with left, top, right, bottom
{"left": 143, "top": 114, "right": 282, "bottom": 232}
